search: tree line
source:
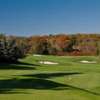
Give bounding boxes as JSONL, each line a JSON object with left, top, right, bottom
{"left": 27, "top": 34, "right": 100, "bottom": 56}
{"left": 0, "top": 33, "right": 100, "bottom": 62}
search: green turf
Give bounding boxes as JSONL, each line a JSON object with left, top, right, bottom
{"left": 0, "top": 55, "right": 100, "bottom": 100}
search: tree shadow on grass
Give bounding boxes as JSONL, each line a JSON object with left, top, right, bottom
{"left": 0, "top": 62, "right": 38, "bottom": 70}
{"left": 0, "top": 72, "right": 100, "bottom": 96}
{"left": 65, "top": 84, "right": 100, "bottom": 96}
{"left": 0, "top": 78, "right": 68, "bottom": 94}
{"left": 21, "top": 72, "right": 82, "bottom": 79}
{"left": 0, "top": 72, "right": 81, "bottom": 94}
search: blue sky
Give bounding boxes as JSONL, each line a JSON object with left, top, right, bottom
{"left": 0, "top": 0, "right": 99, "bottom": 36}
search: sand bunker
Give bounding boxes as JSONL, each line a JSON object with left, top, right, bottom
{"left": 80, "top": 60, "right": 97, "bottom": 64}
{"left": 39, "top": 61, "right": 58, "bottom": 65}
{"left": 33, "top": 54, "right": 42, "bottom": 57}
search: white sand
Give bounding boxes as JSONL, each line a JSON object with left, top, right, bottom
{"left": 33, "top": 54, "right": 42, "bottom": 57}
{"left": 80, "top": 60, "right": 97, "bottom": 64}
{"left": 39, "top": 61, "right": 58, "bottom": 65}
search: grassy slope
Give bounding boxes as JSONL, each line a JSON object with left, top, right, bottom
{"left": 0, "top": 55, "right": 100, "bottom": 100}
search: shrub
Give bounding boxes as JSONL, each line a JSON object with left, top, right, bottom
{"left": 0, "top": 35, "right": 26, "bottom": 63}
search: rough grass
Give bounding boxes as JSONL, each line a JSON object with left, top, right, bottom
{"left": 0, "top": 55, "right": 100, "bottom": 100}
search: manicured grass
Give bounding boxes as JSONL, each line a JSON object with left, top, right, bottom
{"left": 0, "top": 55, "right": 100, "bottom": 100}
